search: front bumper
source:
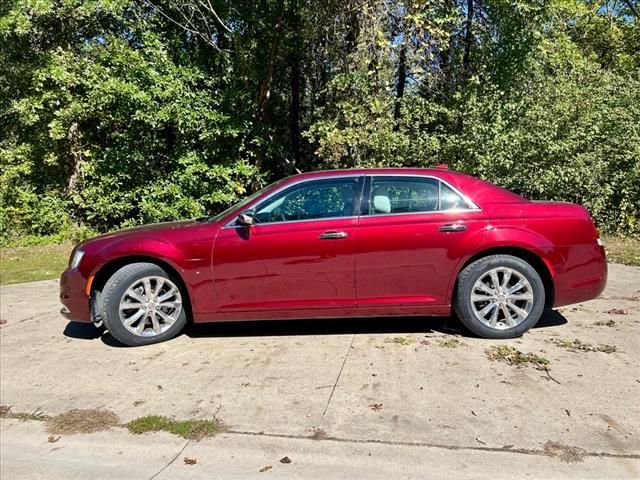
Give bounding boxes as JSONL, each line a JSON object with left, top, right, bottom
{"left": 60, "top": 267, "right": 91, "bottom": 322}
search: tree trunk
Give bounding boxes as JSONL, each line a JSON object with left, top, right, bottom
{"left": 393, "top": 43, "right": 407, "bottom": 130}
{"left": 462, "top": 0, "right": 474, "bottom": 76}
{"left": 289, "top": 2, "right": 302, "bottom": 166}
{"left": 621, "top": 0, "right": 638, "bottom": 18}
{"left": 66, "top": 122, "right": 82, "bottom": 194}
{"left": 256, "top": 0, "right": 285, "bottom": 123}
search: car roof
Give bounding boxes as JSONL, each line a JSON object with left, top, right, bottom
{"left": 289, "top": 167, "right": 449, "bottom": 178}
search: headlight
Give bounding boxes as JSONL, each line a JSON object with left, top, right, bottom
{"left": 70, "top": 250, "right": 85, "bottom": 269}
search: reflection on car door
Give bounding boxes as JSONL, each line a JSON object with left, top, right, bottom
{"left": 212, "top": 176, "right": 362, "bottom": 312}
{"left": 355, "top": 175, "right": 487, "bottom": 310}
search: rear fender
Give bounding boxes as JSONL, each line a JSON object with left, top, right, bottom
{"left": 446, "top": 226, "right": 561, "bottom": 304}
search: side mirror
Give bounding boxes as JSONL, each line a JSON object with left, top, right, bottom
{"left": 237, "top": 210, "right": 255, "bottom": 226}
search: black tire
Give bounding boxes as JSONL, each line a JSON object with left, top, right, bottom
{"left": 453, "top": 255, "right": 545, "bottom": 339}
{"left": 100, "top": 262, "right": 188, "bottom": 346}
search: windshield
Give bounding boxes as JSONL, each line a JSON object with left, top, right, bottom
{"left": 206, "top": 178, "right": 287, "bottom": 223}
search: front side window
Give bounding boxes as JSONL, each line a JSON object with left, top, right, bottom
{"left": 254, "top": 178, "right": 358, "bottom": 223}
{"left": 368, "top": 176, "right": 469, "bottom": 215}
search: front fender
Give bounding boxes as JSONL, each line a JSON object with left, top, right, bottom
{"left": 86, "top": 237, "right": 186, "bottom": 278}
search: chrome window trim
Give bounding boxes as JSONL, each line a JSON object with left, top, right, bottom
{"left": 222, "top": 174, "right": 363, "bottom": 228}
{"left": 357, "top": 207, "right": 482, "bottom": 220}
{"left": 222, "top": 172, "right": 481, "bottom": 228}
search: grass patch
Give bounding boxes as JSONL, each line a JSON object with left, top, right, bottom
{"left": 46, "top": 409, "right": 119, "bottom": 435}
{"left": 14, "top": 409, "right": 47, "bottom": 422}
{"left": 0, "top": 406, "right": 47, "bottom": 421}
{"left": 309, "top": 427, "right": 328, "bottom": 440}
{"left": 127, "top": 415, "right": 223, "bottom": 440}
{"left": 603, "top": 235, "right": 640, "bottom": 266}
{"left": 486, "top": 345, "right": 550, "bottom": 370}
{"left": 438, "top": 338, "right": 463, "bottom": 348}
{"left": 594, "top": 319, "right": 616, "bottom": 327}
{"left": 549, "top": 338, "right": 617, "bottom": 354}
{"left": 0, "top": 243, "right": 71, "bottom": 285}
{"left": 392, "top": 336, "right": 414, "bottom": 346}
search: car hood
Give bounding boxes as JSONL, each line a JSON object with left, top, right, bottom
{"left": 79, "top": 219, "right": 206, "bottom": 250}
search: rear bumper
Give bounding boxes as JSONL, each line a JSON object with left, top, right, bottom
{"left": 553, "top": 244, "right": 607, "bottom": 307}
{"left": 60, "top": 268, "right": 91, "bottom": 323}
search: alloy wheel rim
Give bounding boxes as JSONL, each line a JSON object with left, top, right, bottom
{"left": 119, "top": 276, "right": 182, "bottom": 337}
{"left": 470, "top": 267, "right": 534, "bottom": 330}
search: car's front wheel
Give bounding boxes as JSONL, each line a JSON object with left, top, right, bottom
{"left": 453, "top": 255, "right": 545, "bottom": 339}
{"left": 100, "top": 262, "right": 187, "bottom": 346}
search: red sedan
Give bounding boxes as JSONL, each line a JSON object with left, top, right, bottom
{"left": 60, "top": 168, "right": 607, "bottom": 346}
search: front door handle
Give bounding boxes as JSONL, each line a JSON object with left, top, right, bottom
{"left": 438, "top": 223, "right": 468, "bottom": 232}
{"left": 319, "top": 231, "right": 348, "bottom": 240}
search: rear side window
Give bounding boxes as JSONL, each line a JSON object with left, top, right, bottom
{"left": 439, "top": 182, "right": 467, "bottom": 210}
{"left": 368, "top": 176, "right": 469, "bottom": 215}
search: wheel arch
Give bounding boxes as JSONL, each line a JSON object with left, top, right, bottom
{"left": 90, "top": 255, "right": 193, "bottom": 321}
{"left": 455, "top": 246, "right": 555, "bottom": 308}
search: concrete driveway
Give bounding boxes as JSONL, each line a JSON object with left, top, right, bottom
{"left": 1, "top": 263, "right": 639, "bottom": 479}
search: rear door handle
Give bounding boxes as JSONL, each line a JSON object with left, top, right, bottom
{"left": 438, "top": 223, "right": 468, "bottom": 232}
{"left": 319, "top": 231, "right": 348, "bottom": 240}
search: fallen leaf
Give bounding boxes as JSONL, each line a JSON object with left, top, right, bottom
{"left": 259, "top": 465, "right": 273, "bottom": 472}
{"left": 183, "top": 457, "right": 197, "bottom": 465}
{"left": 369, "top": 403, "right": 383, "bottom": 411}
{"left": 48, "top": 435, "right": 61, "bottom": 443}
{"left": 606, "top": 308, "right": 628, "bottom": 315}
{"left": 502, "top": 444, "right": 514, "bottom": 449}
{"left": 543, "top": 441, "right": 585, "bottom": 463}
{"left": 0, "top": 319, "right": 7, "bottom": 325}
{"left": 279, "top": 456, "right": 292, "bottom": 464}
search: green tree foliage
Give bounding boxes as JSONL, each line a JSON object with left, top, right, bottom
{"left": 1, "top": 0, "right": 638, "bottom": 242}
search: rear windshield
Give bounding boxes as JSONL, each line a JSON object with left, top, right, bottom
{"left": 461, "top": 176, "right": 527, "bottom": 205}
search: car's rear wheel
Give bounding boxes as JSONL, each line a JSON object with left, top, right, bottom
{"left": 453, "top": 255, "right": 545, "bottom": 339}
{"left": 100, "top": 262, "right": 187, "bottom": 346}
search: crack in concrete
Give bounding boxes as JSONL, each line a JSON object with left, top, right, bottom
{"left": 147, "top": 438, "right": 191, "bottom": 480}
{"left": 224, "top": 429, "right": 640, "bottom": 460}
{"left": 0, "top": 311, "right": 52, "bottom": 327}
{"left": 320, "top": 334, "right": 355, "bottom": 423}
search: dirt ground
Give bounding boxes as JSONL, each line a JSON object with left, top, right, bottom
{"left": 1, "top": 263, "right": 639, "bottom": 479}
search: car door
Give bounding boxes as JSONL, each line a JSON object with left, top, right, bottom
{"left": 355, "top": 175, "right": 487, "bottom": 308}
{"left": 212, "top": 176, "right": 363, "bottom": 312}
